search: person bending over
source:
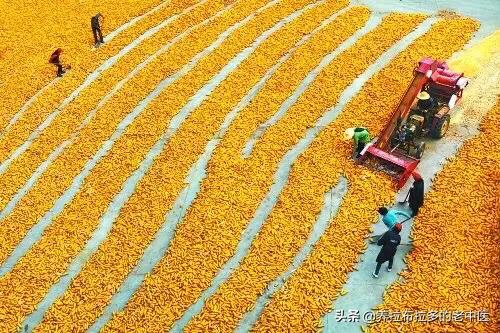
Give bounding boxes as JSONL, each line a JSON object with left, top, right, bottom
{"left": 344, "top": 127, "right": 371, "bottom": 158}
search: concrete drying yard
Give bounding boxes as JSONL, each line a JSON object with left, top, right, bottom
{"left": 0, "top": 0, "right": 498, "bottom": 332}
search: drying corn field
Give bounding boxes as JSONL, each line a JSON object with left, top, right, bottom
{"left": 0, "top": 0, "right": 498, "bottom": 332}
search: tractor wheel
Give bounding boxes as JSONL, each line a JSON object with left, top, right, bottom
{"left": 431, "top": 114, "right": 450, "bottom": 139}
{"left": 414, "top": 141, "right": 425, "bottom": 159}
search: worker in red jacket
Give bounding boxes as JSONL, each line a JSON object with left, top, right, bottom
{"left": 373, "top": 223, "right": 402, "bottom": 278}
{"left": 49, "top": 48, "right": 65, "bottom": 77}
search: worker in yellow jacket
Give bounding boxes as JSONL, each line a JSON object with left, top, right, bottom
{"left": 344, "top": 127, "right": 371, "bottom": 158}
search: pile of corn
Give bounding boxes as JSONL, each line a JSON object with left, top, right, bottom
{"left": 184, "top": 12, "right": 425, "bottom": 331}
{"left": 368, "top": 101, "right": 499, "bottom": 333}
{"left": 0, "top": 0, "right": 268, "bottom": 265}
{"left": 448, "top": 30, "right": 500, "bottom": 77}
{"left": 0, "top": 0, "right": 492, "bottom": 332}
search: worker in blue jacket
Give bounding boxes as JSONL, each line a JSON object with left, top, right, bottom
{"left": 377, "top": 206, "right": 411, "bottom": 230}
{"left": 370, "top": 207, "right": 411, "bottom": 244}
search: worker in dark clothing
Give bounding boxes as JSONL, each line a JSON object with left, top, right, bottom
{"left": 373, "top": 223, "right": 402, "bottom": 278}
{"left": 49, "top": 48, "right": 66, "bottom": 77}
{"left": 91, "top": 13, "right": 104, "bottom": 46}
{"left": 344, "top": 127, "right": 371, "bottom": 158}
{"left": 401, "top": 172, "right": 425, "bottom": 216}
{"left": 416, "top": 91, "right": 435, "bottom": 110}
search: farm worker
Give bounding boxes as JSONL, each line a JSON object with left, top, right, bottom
{"left": 416, "top": 91, "right": 435, "bottom": 110}
{"left": 343, "top": 127, "right": 371, "bottom": 158}
{"left": 401, "top": 172, "right": 425, "bottom": 216}
{"left": 377, "top": 207, "right": 411, "bottom": 230}
{"left": 91, "top": 13, "right": 104, "bottom": 45}
{"left": 49, "top": 48, "right": 66, "bottom": 77}
{"left": 373, "top": 223, "right": 402, "bottom": 278}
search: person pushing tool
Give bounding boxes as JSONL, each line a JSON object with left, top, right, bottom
{"left": 370, "top": 206, "right": 411, "bottom": 243}
{"left": 378, "top": 206, "right": 412, "bottom": 230}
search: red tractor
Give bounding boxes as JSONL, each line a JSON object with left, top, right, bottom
{"left": 362, "top": 58, "right": 468, "bottom": 188}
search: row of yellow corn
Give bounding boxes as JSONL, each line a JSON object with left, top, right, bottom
{"left": 368, "top": 101, "right": 499, "bottom": 333}
{"left": 101, "top": 11, "right": 426, "bottom": 333}
{"left": 0, "top": 0, "right": 192, "bottom": 134}
{"left": 38, "top": 2, "right": 353, "bottom": 331}
{"left": 251, "top": 18, "right": 479, "bottom": 332}
{"left": 0, "top": 0, "right": 162, "bottom": 122}
{"left": 0, "top": 0, "right": 249, "bottom": 267}
{"left": 0, "top": 3, "right": 484, "bottom": 333}
{"left": 0, "top": 0, "right": 229, "bottom": 210}
{"left": 0, "top": 0, "right": 332, "bottom": 331}
{"left": 0, "top": 0, "right": 239, "bottom": 258}
{"left": 184, "top": 12, "right": 427, "bottom": 331}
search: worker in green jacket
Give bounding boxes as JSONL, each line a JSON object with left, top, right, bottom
{"left": 344, "top": 127, "right": 371, "bottom": 158}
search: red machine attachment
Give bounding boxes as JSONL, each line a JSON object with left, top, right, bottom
{"left": 361, "top": 58, "right": 467, "bottom": 188}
